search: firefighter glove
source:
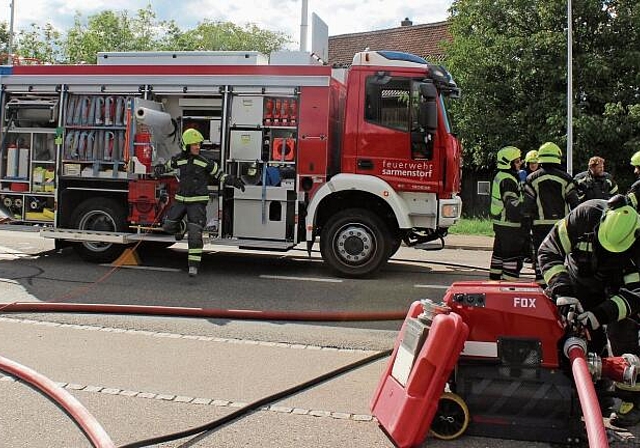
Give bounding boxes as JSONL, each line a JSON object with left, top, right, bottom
{"left": 225, "top": 175, "right": 245, "bottom": 192}
{"left": 556, "top": 296, "right": 584, "bottom": 322}
{"left": 153, "top": 164, "right": 166, "bottom": 178}
{"left": 577, "top": 311, "right": 601, "bottom": 331}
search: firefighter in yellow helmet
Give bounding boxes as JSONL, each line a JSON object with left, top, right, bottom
{"left": 626, "top": 151, "right": 640, "bottom": 211}
{"left": 154, "top": 128, "right": 245, "bottom": 277}
{"left": 539, "top": 195, "right": 640, "bottom": 426}
{"left": 523, "top": 142, "right": 579, "bottom": 285}
{"left": 518, "top": 150, "right": 539, "bottom": 183}
{"left": 489, "top": 146, "right": 526, "bottom": 280}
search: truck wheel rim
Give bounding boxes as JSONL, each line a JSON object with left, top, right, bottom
{"left": 78, "top": 210, "right": 116, "bottom": 252}
{"left": 334, "top": 224, "right": 375, "bottom": 264}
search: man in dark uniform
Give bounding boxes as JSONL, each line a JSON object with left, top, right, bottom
{"left": 489, "top": 146, "right": 526, "bottom": 280}
{"left": 574, "top": 156, "right": 618, "bottom": 202}
{"left": 538, "top": 196, "right": 640, "bottom": 426}
{"left": 523, "top": 141, "right": 580, "bottom": 285}
{"left": 625, "top": 151, "right": 640, "bottom": 211}
{"left": 155, "top": 128, "right": 245, "bottom": 276}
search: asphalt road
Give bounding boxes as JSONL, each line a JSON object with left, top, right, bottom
{"left": 2, "top": 229, "right": 633, "bottom": 447}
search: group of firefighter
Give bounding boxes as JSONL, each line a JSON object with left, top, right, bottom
{"left": 490, "top": 142, "right": 640, "bottom": 426}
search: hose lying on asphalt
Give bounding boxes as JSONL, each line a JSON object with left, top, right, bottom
{"left": 0, "top": 354, "right": 115, "bottom": 448}
{"left": 118, "top": 348, "right": 393, "bottom": 448}
{"left": 0, "top": 302, "right": 407, "bottom": 321}
{"left": 0, "top": 302, "right": 400, "bottom": 447}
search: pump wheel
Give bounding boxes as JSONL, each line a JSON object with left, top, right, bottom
{"left": 430, "top": 392, "right": 470, "bottom": 440}
{"left": 320, "top": 209, "right": 389, "bottom": 278}
{"left": 70, "top": 198, "right": 127, "bottom": 263}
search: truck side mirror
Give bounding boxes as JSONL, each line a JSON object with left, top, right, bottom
{"left": 419, "top": 101, "right": 437, "bottom": 134}
{"left": 420, "top": 82, "right": 437, "bottom": 100}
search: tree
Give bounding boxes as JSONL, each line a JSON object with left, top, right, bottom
{"left": 446, "top": 0, "right": 640, "bottom": 187}
{"left": 167, "top": 20, "right": 289, "bottom": 55}
{"left": 0, "top": 22, "right": 10, "bottom": 61}
{"left": 59, "top": 6, "right": 289, "bottom": 63}
{"left": 7, "top": 5, "right": 290, "bottom": 64}
{"left": 15, "top": 23, "right": 62, "bottom": 63}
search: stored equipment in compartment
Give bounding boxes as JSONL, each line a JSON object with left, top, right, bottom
{"left": 5, "top": 97, "right": 59, "bottom": 127}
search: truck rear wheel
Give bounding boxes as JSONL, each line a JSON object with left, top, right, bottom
{"left": 70, "top": 198, "right": 127, "bottom": 263}
{"left": 320, "top": 209, "right": 389, "bottom": 278}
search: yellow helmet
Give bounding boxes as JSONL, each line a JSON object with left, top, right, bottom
{"left": 537, "top": 142, "right": 562, "bottom": 164}
{"left": 524, "top": 150, "right": 539, "bottom": 163}
{"left": 496, "top": 146, "right": 521, "bottom": 169}
{"left": 182, "top": 128, "right": 204, "bottom": 150}
{"left": 598, "top": 204, "right": 640, "bottom": 253}
{"left": 631, "top": 151, "right": 640, "bottom": 167}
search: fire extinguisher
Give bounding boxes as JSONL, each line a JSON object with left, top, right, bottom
{"left": 134, "top": 131, "right": 153, "bottom": 173}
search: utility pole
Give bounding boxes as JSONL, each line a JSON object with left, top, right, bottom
{"left": 567, "top": 0, "right": 573, "bottom": 175}
{"left": 8, "top": 0, "right": 16, "bottom": 65}
{"left": 300, "top": 0, "right": 308, "bottom": 51}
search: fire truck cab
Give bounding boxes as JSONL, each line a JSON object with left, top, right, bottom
{"left": 0, "top": 49, "right": 461, "bottom": 278}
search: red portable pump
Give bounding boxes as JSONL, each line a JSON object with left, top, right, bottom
{"left": 372, "top": 281, "right": 640, "bottom": 447}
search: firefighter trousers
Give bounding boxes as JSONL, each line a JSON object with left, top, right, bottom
{"left": 163, "top": 201, "right": 206, "bottom": 269}
{"left": 532, "top": 224, "right": 554, "bottom": 286}
{"left": 490, "top": 224, "right": 525, "bottom": 281}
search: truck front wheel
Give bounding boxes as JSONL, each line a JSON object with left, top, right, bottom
{"left": 320, "top": 209, "right": 389, "bottom": 278}
{"left": 70, "top": 198, "right": 127, "bottom": 263}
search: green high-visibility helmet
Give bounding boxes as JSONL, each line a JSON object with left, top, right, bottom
{"left": 630, "top": 151, "right": 640, "bottom": 167}
{"left": 598, "top": 204, "right": 640, "bottom": 253}
{"left": 182, "top": 128, "right": 204, "bottom": 150}
{"left": 537, "top": 142, "right": 562, "bottom": 164}
{"left": 496, "top": 146, "right": 521, "bottom": 169}
{"left": 524, "top": 150, "right": 539, "bottom": 163}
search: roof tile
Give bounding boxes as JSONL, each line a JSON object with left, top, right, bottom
{"left": 328, "top": 21, "right": 450, "bottom": 66}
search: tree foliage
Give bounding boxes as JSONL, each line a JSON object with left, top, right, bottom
{"left": 446, "top": 0, "right": 640, "bottom": 187}
{"left": 0, "top": 4, "right": 290, "bottom": 64}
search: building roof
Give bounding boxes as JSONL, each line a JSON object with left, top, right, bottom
{"left": 328, "top": 20, "right": 450, "bottom": 67}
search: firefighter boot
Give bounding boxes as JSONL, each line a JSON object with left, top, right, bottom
{"left": 188, "top": 266, "right": 198, "bottom": 277}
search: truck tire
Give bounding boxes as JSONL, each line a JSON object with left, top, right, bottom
{"left": 386, "top": 233, "right": 403, "bottom": 259}
{"left": 70, "top": 198, "right": 127, "bottom": 263}
{"left": 320, "top": 209, "right": 389, "bottom": 278}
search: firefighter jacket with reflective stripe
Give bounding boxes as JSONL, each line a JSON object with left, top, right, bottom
{"left": 523, "top": 164, "right": 580, "bottom": 226}
{"left": 490, "top": 169, "right": 523, "bottom": 227}
{"left": 627, "top": 179, "right": 640, "bottom": 211}
{"left": 574, "top": 170, "right": 618, "bottom": 202}
{"left": 538, "top": 199, "right": 640, "bottom": 321}
{"left": 164, "top": 153, "right": 226, "bottom": 203}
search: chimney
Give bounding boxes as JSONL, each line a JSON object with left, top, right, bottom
{"left": 401, "top": 17, "right": 412, "bottom": 27}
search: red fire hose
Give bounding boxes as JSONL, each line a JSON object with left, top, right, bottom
{"left": 0, "top": 301, "right": 403, "bottom": 447}
{"left": 564, "top": 337, "right": 609, "bottom": 448}
{"left": 0, "top": 302, "right": 407, "bottom": 321}
{"left": 0, "top": 354, "right": 115, "bottom": 448}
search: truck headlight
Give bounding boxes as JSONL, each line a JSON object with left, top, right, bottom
{"left": 441, "top": 204, "right": 459, "bottom": 218}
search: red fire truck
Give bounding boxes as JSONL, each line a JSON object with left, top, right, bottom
{"left": 0, "top": 49, "right": 461, "bottom": 277}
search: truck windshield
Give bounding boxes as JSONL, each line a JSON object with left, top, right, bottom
{"left": 440, "top": 95, "right": 453, "bottom": 134}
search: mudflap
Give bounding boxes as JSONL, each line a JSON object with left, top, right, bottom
{"left": 370, "top": 301, "right": 469, "bottom": 448}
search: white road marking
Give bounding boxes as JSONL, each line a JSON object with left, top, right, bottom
{"left": 260, "top": 275, "right": 343, "bottom": 283}
{"left": 414, "top": 284, "right": 450, "bottom": 289}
